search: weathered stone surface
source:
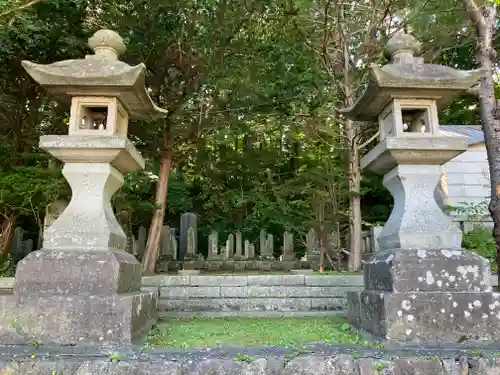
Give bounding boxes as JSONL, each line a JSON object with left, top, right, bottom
{"left": 376, "top": 165, "right": 463, "bottom": 249}
{"left": 207, "top": 231, "right": 219, "bottom": 260}
{"left": 282, "top": 356, "right": 336, "bottom": 375}
{"left": 22, "top": 30, "right": 168, "bottom": 120}
{"left": 310, "top": 298, "right": 346, "bottom": 311}
{"left": 363, "top": 248, "right": 491, "bottom": 293}
{"left": 0, "top": 290, "right": 157, "bottom": 344}
{"left": 4, "top": 341, "right": 500, "bottom": 375}
{"left": 190, "top": 275, "right": 248, "bottom": 286}
{"left": 39, "top": 161, "right": 130, "bottom": 251}
{"left": 158, "top": 298, "right": 248, "bottom": 312}
{"left": 340, "top": 33, "right": 486, "bottom": 122}
{"left": 247, "top": 275, "right": 305, "bottom": 286}
{"left": 348, "top": 290, "right": 500, "bottom": 342}
{"left": 281, "top": 232, "right": 295, "bottom": 261}
{"left": 156, "top": 260, "right": 305, "bottom": 272}
{"left": 290, "top": 269, "right": 314, "bottom": 275}
{"left": 142, "top": 275, "right": 190, "bottom": 287}
{"left": 306, "top": 275, "right": 364, "bottom": 287}
{"left": 339, "top": 33, "right": 494, "bottom": 344}
{"left": 14, "top": 250, "right": 142, "bottom": 296}
{"left": 180, "top": 213, "right": 198, "bottom": 260}
{"left": 161, "top": 286, "right": 220, "bottom": 299}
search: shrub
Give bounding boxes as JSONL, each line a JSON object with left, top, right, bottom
{"left": 0, "top": 254, "right": 16, "bottom": 277}
{"left": 462, "top": 227, "right": 497, "bottom": 272}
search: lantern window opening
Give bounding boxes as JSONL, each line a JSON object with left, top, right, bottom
{"left": 79, "top": 105, "right": 109, "bottom": 131}
{"left": 401, "top": 108, "right": 430, "bottom": 134}
{"left": 78, "top": 104, "right": 109, "bottom": 132}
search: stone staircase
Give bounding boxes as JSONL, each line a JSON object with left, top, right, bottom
{"left": 142, "top": 274, "right": 364, "bottom": 319}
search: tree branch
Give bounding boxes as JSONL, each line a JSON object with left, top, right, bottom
{"left": 0, "top": 0, "right": 42, "bottom": 18}
{"left": 462, "top": 0, "right": 485, "bottom": 29}
{"left": 359, "top": 131, "right": 379, "bottom": 150}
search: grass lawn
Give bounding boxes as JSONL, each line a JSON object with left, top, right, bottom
{"left": 146, "top": 317, "right": 372, "bottom": 349}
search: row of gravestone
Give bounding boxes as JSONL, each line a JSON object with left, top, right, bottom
{"left": 9, "top": 227, "right": 36, "bottom": 260}
{"left": 11, "top": 222, "right": 377, "bottom": 264}
{"left": 126, "top": 224, "right": 348, "bottom": 262}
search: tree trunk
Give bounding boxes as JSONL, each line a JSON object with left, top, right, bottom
{"left": 462, "top": 0, "right": 499, "bottom": 285}
{"left": 141, "top": 135, "right": 174, "bottom": 275}
{"left": 346, "top": 118, "right": 363, "bottom": 271}
{"left": 318, "top": 225, "right": 326, "bottom": 273}
{"left": 0, "top": 213, "right": 18, "bottom": 259}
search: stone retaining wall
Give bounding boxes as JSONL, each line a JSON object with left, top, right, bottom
{"left": 3, "top": 345, "right": 500, "bottom": 375}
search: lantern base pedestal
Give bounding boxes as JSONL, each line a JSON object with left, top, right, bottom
{"left": 0, "top": 291, "right": 157, "bottom": 345}
{"left": 347, "top": 248, "right": 500, "bottom": 343}
{"left": 347, "top": 290, "right": 500, "bottom": 343}
{"left": 0, "top": 249, "right": 158, "bottom": 345}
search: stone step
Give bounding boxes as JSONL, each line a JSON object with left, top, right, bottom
{"left": 159, "top": 285, "right": 360, "bottom": 299}
{"left": 158, "top": 297, "right": 347, "bottom": 312}
{"left": 159, "top": 310, "right": 346, "bottom": 319}
{"left": 142, "top": 274, "right": 365, "bottom": 287}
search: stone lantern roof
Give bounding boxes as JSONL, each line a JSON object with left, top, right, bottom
{"left": 339, "top": 32, "right": 486, "bottom": 122}
{"left": 21, "top": 29, "right": 167, "bottom": 120}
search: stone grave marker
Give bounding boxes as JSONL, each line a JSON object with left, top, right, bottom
{"left": 159, "top": 225, "right": 171, "bottom": 259}
{"left": 170, "top": 228, "right": 178, "bottom": 260}
{"left": 186, "top": 226, "right": 196, "bottom": 259}
{"left": 179, "top": 212, "right": 197, "bottom": 260}
{"left": 281, "top": 231, "right": 295, "bottom": 261}
{"left": 245, "top": 240, "right": 255, "bottom": 259}
{"left": 259, "top": 229, "right": 267, "bottom": 255}
{"left": 207, "top": 231, "right": 219, "bottom": 260}
{"left": 265, "top": 233, "right": 274, "bottom": 258}
{"left": 225, "top": 234, "right": 235, "bottom": 259}
{"left": 235, "top": 231, "right": 243, "bottom": 258}
{"left": 306, "top": 228, "right": 320, "bottom": 263}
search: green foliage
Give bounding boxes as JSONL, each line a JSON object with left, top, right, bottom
{"left": 462, "top": 227, "right": 497, "bottom": 272}
{"left": 444, "top": 200, "right": 490, "bottom": 222}
{"left": 0, "top": 167, "right": 67, "bottom": 217}
{"left": 0, "top": 254, "right": 15, "bottom": 277}
{"left": 165, "top": 174, "right": 193, "bottom": 215}
{"left": 0, "top": 0, "right": 493, "bottom": 260}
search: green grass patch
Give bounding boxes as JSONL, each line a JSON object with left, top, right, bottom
{"left": 146, "top": 317, "right": 371, "bottom": 349}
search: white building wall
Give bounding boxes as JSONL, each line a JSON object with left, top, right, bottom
{"left": 443, "top": 144, "right": 490, "bottom": 207}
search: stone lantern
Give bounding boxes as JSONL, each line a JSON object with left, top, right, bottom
{"left": 340, "top": 33, "right": 500, "bottom": 343}
{"left": 0, "top": 30, "right": 166, "bottom": 344}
